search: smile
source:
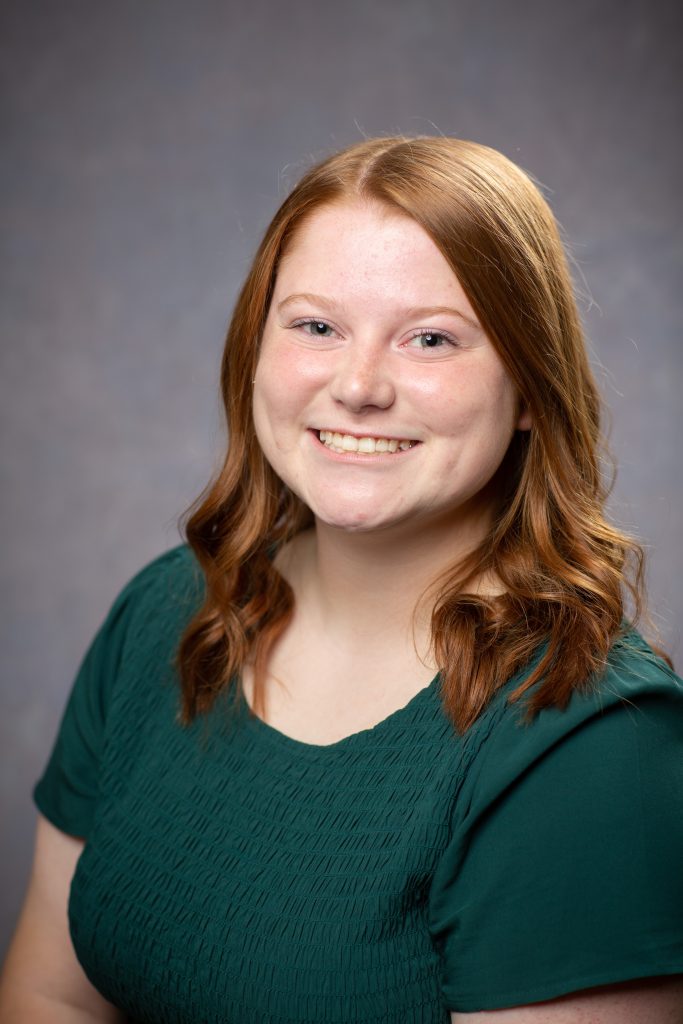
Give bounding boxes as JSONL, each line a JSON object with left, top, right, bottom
{"left": 317, "top": 429, "right": 419, "bottom": 454}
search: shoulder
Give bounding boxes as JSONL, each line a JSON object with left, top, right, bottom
{"left": 68, "top": 542, "right": 205, "bottom": 710}
{"left": 430, "top": 633, "right": 683, "bottom": 1010}
{"left": 103, "top": 542, "right": 204, "bottom": 642}
{"left": 430, "top": 634, "right": 683, "bottom": 1012}
{"left": 69, "top": 541, "right": 205, "bottom": 740}
{"left": 113, "top": 542, "right": 203, "bottom": 608}
{"left": 460, "top": 628, "right": 682, "bottom": 823}
{"left": 601, "top": 627, "right": 680, "bottom": 699}
{"left": 32, "top": 544, "right": 204, "bottom": 837}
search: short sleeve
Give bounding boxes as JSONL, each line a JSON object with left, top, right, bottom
{"left": 428, "top": 642, "right": 683, "bottom": 1012}
{"left": 33, "top": 546, "right": 192, "bottom": 839}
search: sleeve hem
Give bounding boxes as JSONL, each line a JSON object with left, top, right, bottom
{"left": 443, "top": 959, "right": 683, "bottom": 1012}
{"left": 33, "top": 781, "right": 92, "bottom": 840}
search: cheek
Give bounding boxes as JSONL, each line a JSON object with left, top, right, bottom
{"left": 255, "top": 339, "right": 324, "bottom": 420}
{"left": 410, "top": 365, "right": 517, "bottom": 435}
{"left": 252, "top": 342, "right": 323, "bottom": 462}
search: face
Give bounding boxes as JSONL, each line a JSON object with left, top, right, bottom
{"left": 252, "top": 199, "right": 530, "bottom": 537}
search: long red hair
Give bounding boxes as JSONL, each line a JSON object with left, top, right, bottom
{"left": 175, "top": 136, "right": 650, "bottom": 733}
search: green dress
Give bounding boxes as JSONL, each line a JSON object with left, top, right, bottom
{"left": 34, "top": 544, "right": 683, "bottom": 1022}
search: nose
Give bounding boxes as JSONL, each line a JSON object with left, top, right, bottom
{"left": 328, "top": 338, "right": 396, "bottom": 414}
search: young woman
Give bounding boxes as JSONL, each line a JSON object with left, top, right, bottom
{"left": 1, "top": 136, "right": 682, "bottom": 1023}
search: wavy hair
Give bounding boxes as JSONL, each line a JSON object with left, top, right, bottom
{"left": 175, "top": 135, "right": 649, "bottom": 734}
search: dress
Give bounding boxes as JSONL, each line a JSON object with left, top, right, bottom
{"left": 33, "top": 544, "right": 683, "bottom": 1022}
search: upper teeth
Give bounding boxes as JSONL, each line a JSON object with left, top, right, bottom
{"left": 318, "top": 430, "right": 416, "bottom": 454}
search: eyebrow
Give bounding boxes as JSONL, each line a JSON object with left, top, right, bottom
{"left": 276, "top": 293, "right": 482, "bottom": 331}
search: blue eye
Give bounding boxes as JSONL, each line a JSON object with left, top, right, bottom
{"left": 407, "top": 331, "right": 454, "bottom": 350}
{"left": 298, "top": 320, "right": 334, "bottom": 337}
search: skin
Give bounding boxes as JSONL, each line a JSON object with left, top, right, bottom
{"left": 253, "top": 198, "right": 531, "bottom": 540}
{"left": 1, "top": 198, "right": 680, "bottom": 1021}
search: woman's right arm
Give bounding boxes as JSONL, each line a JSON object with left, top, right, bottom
{"left": 0, "top": 814, "right": 124, "bottom": 1023}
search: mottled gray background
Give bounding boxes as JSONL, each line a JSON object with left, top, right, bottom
{"left": 1, "top": 0, "right": 681, "bottom": 956}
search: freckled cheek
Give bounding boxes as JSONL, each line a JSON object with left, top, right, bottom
{"left": 254, "top": 352, "right": 323, "bottom": 453}
{"left": 405, "top": 373, "right": 494, "bottom": 432}
{"left": 407, "top": 369, "right": 518, "bottom": 447}
{"left": 258, "top": 344, "right": 328, "bottom": 400}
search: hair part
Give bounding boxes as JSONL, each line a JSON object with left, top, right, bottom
{"left": 175, "top": 135, "right": 654, "bottom": 734}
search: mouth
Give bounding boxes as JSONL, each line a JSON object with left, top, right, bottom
{"left": 315, "top": 429, "right": 420, "bottom": 455}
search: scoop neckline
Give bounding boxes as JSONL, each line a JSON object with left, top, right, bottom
{"left": 238, "top": 671, "right": 441, "bottom": 754}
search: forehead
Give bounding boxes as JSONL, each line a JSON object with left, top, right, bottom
{"left": 274, "top": 200, "right": 475, "bottom": 316}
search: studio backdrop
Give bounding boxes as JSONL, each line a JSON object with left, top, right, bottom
{"left": 1, "top": 0, "right": 681, "bottom": 957}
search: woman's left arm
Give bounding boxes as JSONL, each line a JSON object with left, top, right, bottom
{"left": 429, "top": 658, "right": 683, "bottom": 1017}
{"left": 451, "top": 974, "right": 683, "bottom": 1022}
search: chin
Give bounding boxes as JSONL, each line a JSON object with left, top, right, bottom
{"left": 308, "top": 500, "right": 379, "bottom": 531}
{"left": 312, "top": 502, "right": 413, "bottom": 534}
{"left": 316, "top": 513, "right": 380, "bottom": 533}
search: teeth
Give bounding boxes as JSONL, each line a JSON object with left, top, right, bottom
{"left": 317, "top": 431, "right": 416, "bottom": 455}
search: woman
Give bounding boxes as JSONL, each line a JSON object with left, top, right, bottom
{"left": 1, "top": 136, "right": 682, "bottom": 1022}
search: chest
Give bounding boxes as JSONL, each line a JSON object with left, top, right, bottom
{"left": 68, "top": 690, "right": 460, "bottom": 1022}
{"left": 242, "top": 629, "right": 438, "bottom": 746}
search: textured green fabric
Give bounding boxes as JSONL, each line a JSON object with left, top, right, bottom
{"left": 34, "top": 544, "right": 683, "bottom": 1021}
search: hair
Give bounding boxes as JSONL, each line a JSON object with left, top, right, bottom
{"left": 175, "top": 135, "right": 651, "bottom": 734}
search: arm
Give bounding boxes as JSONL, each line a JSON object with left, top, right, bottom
{"left": 429, "top": 666, "right": 683, "bottom": 1016}
{"left": 0, "top": 814, "right": 124, "bottom": 1023}
{"left": 450, "top": 975, "right": 683, "bottom": 1022}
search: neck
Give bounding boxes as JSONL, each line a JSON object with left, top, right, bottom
{"left": 277, "top": 506, "right": 493, "bottom": 663}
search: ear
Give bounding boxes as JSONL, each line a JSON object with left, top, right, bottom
{"left": 516, "top": 405, "right": 532, "bottom": 431}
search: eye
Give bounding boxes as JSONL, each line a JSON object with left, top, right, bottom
{"left": 405, "top": 330, "right": 458, "bottom": 352}
{"left": 292, "top": 318, "right": 336, "bottom": 338}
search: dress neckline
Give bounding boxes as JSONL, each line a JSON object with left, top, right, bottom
{"left": 238, "top": 671, "right": 441, "bottom": 754}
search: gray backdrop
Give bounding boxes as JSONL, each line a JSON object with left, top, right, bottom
{"left": 1, "top": 0, "right": 681, "bottom": 957}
